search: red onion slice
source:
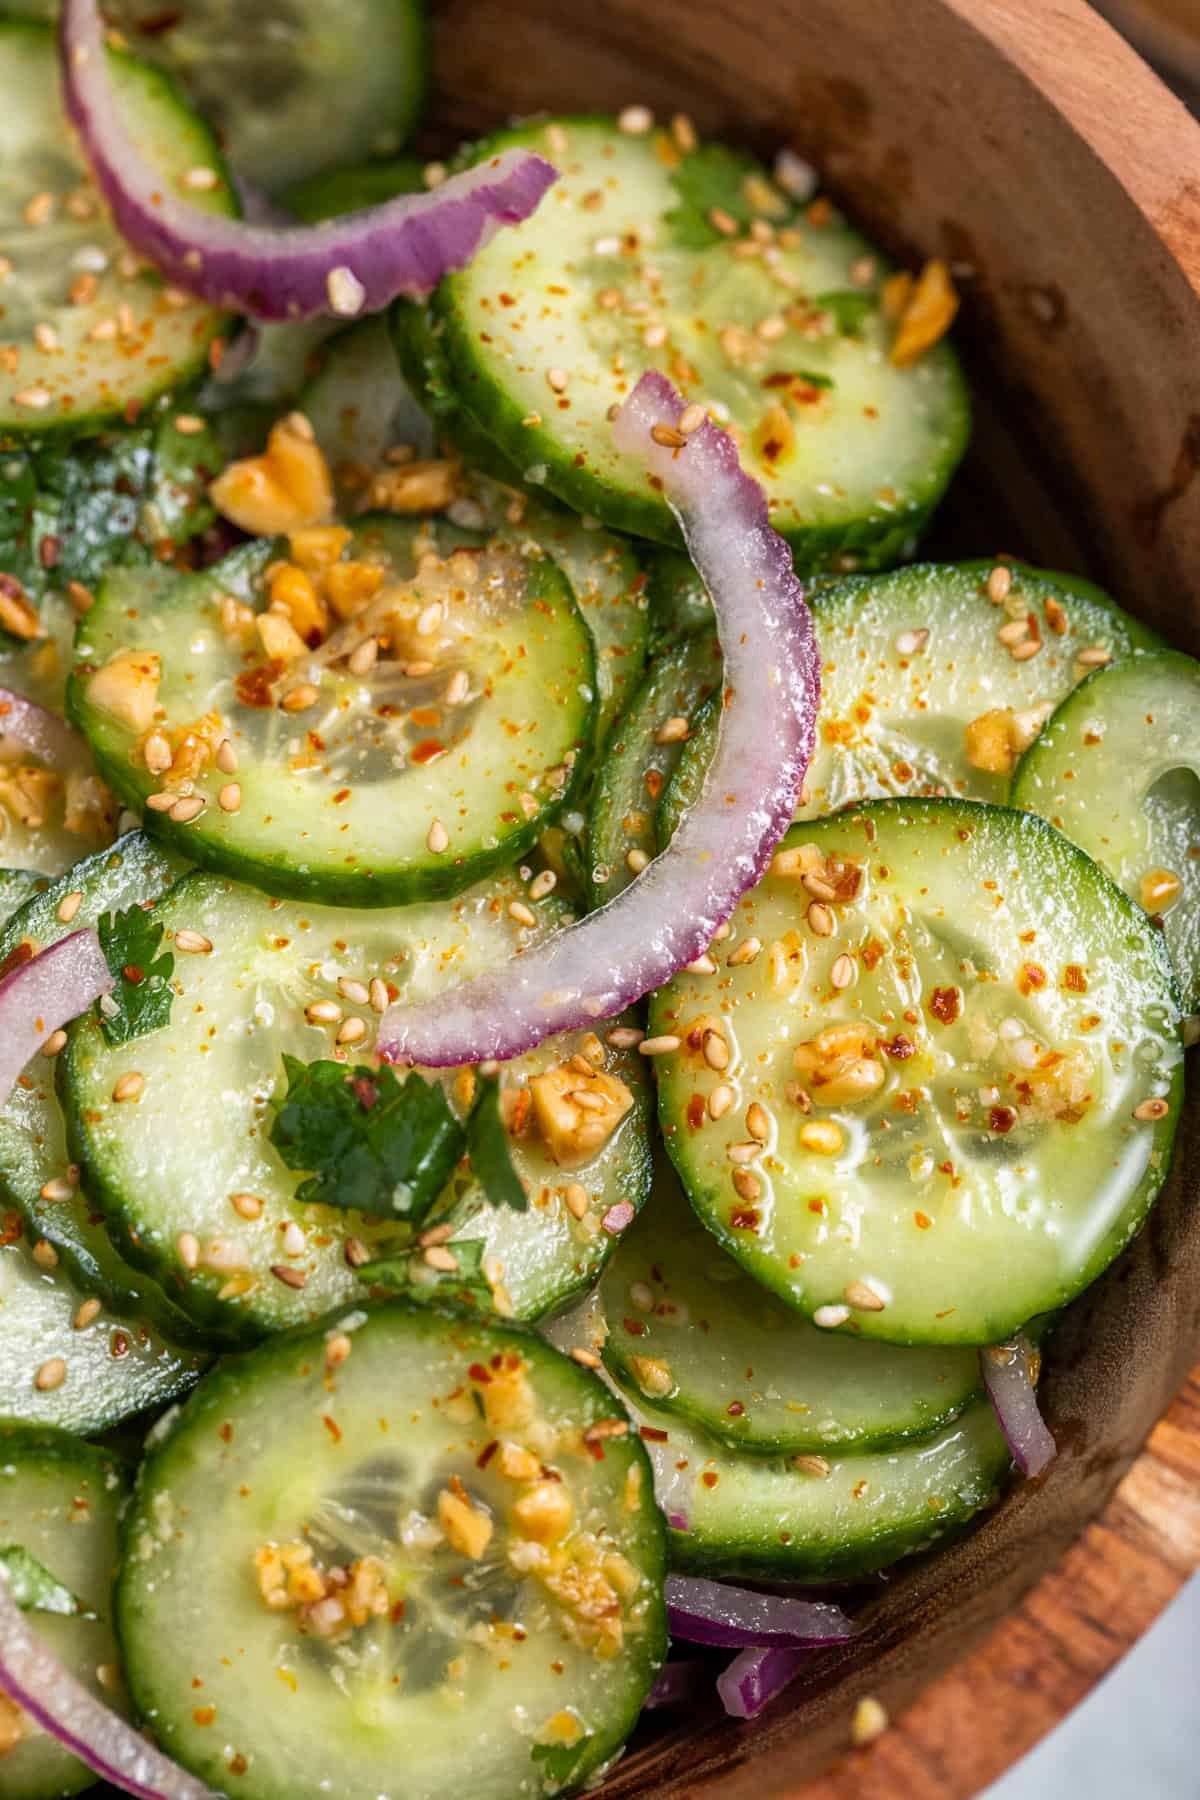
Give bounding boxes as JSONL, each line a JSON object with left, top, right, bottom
{"left": 716, "top": 1645, "right": 814, "bottom": 1721}
{"left": 666, "top": 1575, "right": 854, "bottom": 1650}
{"left": 0, "top": 1572, "right": 217, "bottom": 1800}
{"left": 0, "top": 931, "right": 113, "bottom": 1109}
{"left": 0, "top": 688, "right": 89, "bottom": 772}
{"left": 60, "top": 0, "right": 557, "bottom": 322}
{"left": 981, "top": 1337, "right": 1056, "bottom": 1477}
{"left": 644, "top": 1660, "right": 708, "bottom": 1710}
{"left": 378, "top": 370, "right": 819, "bottom": 1066}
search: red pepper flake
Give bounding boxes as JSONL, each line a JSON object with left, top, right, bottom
{"left": 411, "top": 739, "right": 445, "bottom": 765}
{"left": 602, "top": 1201, "right": 635, "bottom": 1235}
{"left": 322, "top": 1414, "right": 342, "bottom": 1443}
{"left": 468, "top": 1362, "right": 492, "bottom": 1384}
{"left": 730, "top": 1207, "right": 760, "bottom": 1231}
{"left": 476, "top": 1440, "right": 499, "bottom": 1469}
{"left": 639, "top": 1425, "right": 669, "bottom": 1442}
{"left": 644, "top": 768, "right": 664, "bottom": 800}
{"left": 881, "top": 1034, "right": 916, "bottom": 1060}
{"left": 110, "top": 1330, "right": 130, "bottom": 1358}
{"left": 914, "top": 1211, "right": 932, "bottom": 1230}
{"left": 929, "top": 986, "right": 961, "bottom": 1025}
{"left": 726, "top": 1401, "right": 745, "bottom": 1417}
{"left": 989, "top": 1105, "right": 1017, "bottom": 1134}
{"left": 686, "top": 1094, "right": 706, "bottom": 1130}
{"left": 39, "top": 535, "right": 61, "bottom": 570}
{"left": 236, "top": 661, "right": 284, "bottom": 708}
{"left": 228, "top": 1754, "right": 248, "bottom": 1777}
{"left": 701, "top": 1471, "right": 720, "bottom": 1489}
{"left": 0, "top": 941, "right": 34, "bottom": 981}
{"left": 331, "top": 788, "right": 351, "bottom": 805}
{"left": 218, "top": 1422, "right": 233, "bottom": 1444}
{"left": 808, "top": 1198, "right": 826, "bottom": 1215}
{"left": 0, "top": 1212, "right": 22, "bottom": 1247}
{"left": 1018, "top": 962, "right": 1048, "bottom": 995}
{"left": 860, "top": 938, "right": 885, "bottom": 971}
{"left": 122, "top": 963, "right": 145, "bottom": 985}
{"left": 192, "top": 1706, "right": 217, "bottom": 1728}
{"left": 623, "top": 1317, "right": 647, "bottom": 1336}
{"left": 1061, "top": 964, "right": 1088, "bottom": 993}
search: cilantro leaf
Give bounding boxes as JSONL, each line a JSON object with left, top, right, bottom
{"left": 97, "top": 906, "right": 175, "bottom": 1045}
{"left": 532, "top": 1736, "right": 594, "bottom": 1787}
{"left": 815, "top": 290, "right": 878, "bottom": 336}
{"left": 270, "top": 1058, "right": 465, "bottom": 1223}
{"left": 665, "top": 144, "right": 766, "bottom": 249}
{"left": 0, "top": 1546, "right": 86, "bottom": 1617}
{"left": 466, "top": 1075, "right": 528, "bottom": 1212}
{"left": 361, "top": 1236, "right": 493, "bottom": 1308}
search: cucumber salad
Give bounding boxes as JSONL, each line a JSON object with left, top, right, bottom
{"left": 0, "top": 4, "right": 1192, "bottom": 1796}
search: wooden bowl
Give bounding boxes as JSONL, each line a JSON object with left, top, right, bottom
{"left": 424, "top": 1, "right": 1200, "bottom": 1793}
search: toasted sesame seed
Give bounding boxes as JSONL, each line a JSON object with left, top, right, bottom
{"left": 24, "top": 192, "right": 54, "bottom": 227}
{"left": 807, "top": 902, "right": 834, "bottom": 937}
{"left": 271, "top": 1264, "right": 307, "bottom": 1289}
{"left": 369, "top": 978, "right": 389, "bottom": 1014}
{"left": 183, "top": 165, "right": 219, "bottom": 190}
{"left": 112, "top": 1071, "right": 144, "bottom": 1103}
{"left": 324, "top": 1333, "right": 353, "bottom": 1371}
{"left": 986, "top": 564, "right": 1012, "bottom": 605}
{"left": 444, "top": 669, "right": 470, "bottom": 707}
{"left": 1044, "top": 596, "right": 1068, "bottom": 635}
{"left": 35, "top": 1357, "right": 67, "bottom": 1392}
{"left": 306, "top": 1000, "right": 342, "bottom": 1026}
{"left": 813, "top": 1304, "right": 851, "bottom": 1329}
{"left": 1133, "top": 1096, "right": 1170, "bottom": 1121}
{"left": 42, "top": 1030, "right": 67, "bottom": 1058}
{"left": 564, "top": 1182, "right": 589, "bottom": 1220}
{"left": 756, "top": 313, "right": 787, "bottom": 342}
{"left": 508, "top": 900, "right": 537, "bottom": 929}
{"left": 67, "top": 581, "right": 95, "bottom": 616}
{"left": 607, "top": 1026, "right": 644, "bottom": 1049}
{"left": 215, "top": 737, "right": 238, "bottom": 775}
{"left": 31, "top": 1240, "right": 59, "bottom": 1270}
{"left": 670, "top": 112, "right": 697, "bottom": 152}
{"left": 895, "top": 627, "right": 929, "bottom": 657}
{"left": 851, "top": 1696, "right": 890, "bottom": 1748}
{"left": 344, "top": 1237, "right": 370, "bottom": 1269}
{"left": 281, "top": 683, "right": 320, "bottom": 713}
{"left": 39, "top": 1171, "right": 78, "bottom": 1203}
{"left": 13, "top": 386, "right": 52, "bottom": 411}
{"left": 427, "top": 818, "right": 450, "bottom": 854}
{"left": 571, "top": 1346, "right": 602, "bottom": 1368}
{"left": 336, "top": 1016, "right": 367, "bottom": 1047}
{"left": 174, "top": 929, "right": 212, "bottom": 954}
{"left": 74, "top": 1298, "right": 102, "bottom": 1330}
{"left": 143, "top": 731, "right": 172, "bottom": 775}
{"left": 338, "top": 977, "right": 370, "bottom": 1005}
{"left": 326, "top": 265, "right": 366, "bottom": 316}
{"left": 996, "top": 617, "right": 1029, "bottom": 647}
{"left": 424, "top": 1244, "right": 458, "bottom": 1273}
{"left": 746, "top": 1102, "right": 770, "bottom": 1141}
{"left": 685, "top": 953, "right": 718, "bottom": 975}
{"left": 529, "top": 869, "right": 557, "bottom": 901}
{"left": 169, "top": 795, "right": 206, "bottom": 824}
{"left": 583, "top": 1418, "right": 629, "bottom": 1442}
{"left": 643, "top": 324, "right": 669, "bottom": 351}
{"left": 639, "top": 1034, "right": 681, "bottom": 1056}
{"left": 546, "top": 367, "right": 568, "bottom": 394}
{"left": 1076, "top": 645, "right": 1112, "bottom": 667}
{"left": 702, "top": 1028, "right": 730, "bottom": 1071}
{"left": 831, "top": 953, "right": 856, "bottom": 990}
{"left": 727, "top": 1141, "right": 761, "bottom": 1164}
{"left": 844, "top": 1279, "right": 886, "bottom": 1312}
{"left": 177, "top": 1231, "right": 199, "bottom": 1269}
{"left": 1010, "top": 637, "right": 1041, "bottom": 661}
{"left": 708, "top": 1084, "right": 735, "bottom": 1120}
{"left": 348, "top": 637, "right": 378, "bottom": 677}
{"left": 218, "top": 782, "right": 242, "bottom": 813}
{"left": 145, "top": 792, "right": 175, "bottom": 813}
{"left": 709, "top": 206, "right": 739, "bottom": 236}
{"left": 281, "top": 1221, "right": 306, "bottom": 1257}
{"left": 655, "top": 715, "right": 689, "bottom": 744}
{"left": 678, "top": 403, "right": 707, "bottom": 436}
{"left": 732, "top": 1168, "right": 761, "bottom": 1202}
{"left": 230, "top": 1192, "right": 263, "bottom": 1220}
{"left": 650, "top": 419, "right": 687, "bottom": 447}
{"left": 415, "top": 603, "right": 442, "bottom": 638}
{"left": 618, "top": 105, "right": 653, "bottom": 134}
{"left": 33, "top": 322, "right": 59, "bottom": 354}
{"left": 793, "top": 1453, "right": 831, "bottom": 1477}
{"left": 626, "top": 847, "right": 650, "bottom": 874}
{"left": 56, "top": 890, "right": 83, "bottom": 924}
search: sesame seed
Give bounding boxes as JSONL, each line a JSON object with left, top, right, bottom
{"left": 671, "top": 112, "right": 698, "bottom": 152}
{"left": 183, "top": 165, "right": 219, "bottom": 190}
{"left": 793, "top": 1453, "right": 831, "bottom": 1477}
{"left": 685, "top": 953, "right": 717, "bottom": 975}
{"left": 813, "top": 1304, "right": 850, "bottom": 1329}
{"left": 1010, "top": 638, "right": 1041, "bottom": 661}
{"left": 895, "top": 627, "right": 929, "bottom": 656}
{"left": 427, "top": 818, "right": 450, "bottom": 855}
{"left": 702, "top": 1028, "right": 730, "bottom": 1070}
{"left": 218, "top": 783, "right": 242, "bottom": 813}
{"left": 756, "top": 314, "right": 787, "bottom": 342}
{"left": 525, "top": 869, "right": 555, "bottom": 904}
{"left": 1133, "top": 1097, "right": 1170, "bottom": 1121}
{"left": 112, "top": 1071, "right": 144, "bottom": 1103}
{"left": 546, "top": 367, "right": 568, "bottom": 395}
{"left": 423, "top": 162, "right": 447, "bottom": 188}
{"left": 986, "top": 564, "right": 1012, "bottom": 605}
{"left": 214, "top": 737, "right": 238, "bottom": 776}
{"left": 732, "top": 1168, "right": 761, "bottom": 1202}
{"left": 831, "top": 953, "right": 856, "bottom": 990}
{"left": 67, "top": 581, "right": 94, "bottom": 616}
{"left": 650, "top": 420, "right": 687, "bottom": 447}
{"left": 324, "top": 1333, "right": 353, "bottom": 1371}
{"left": 746, "top": 1102, "right": 770, "bottom": 1141}
{"left": 73, "top": 1298, "right": 102, "bottom": 1330}
{"left": 607, "top": 1026, "right": 644, "bottom": 1049}
{"left": 326, "top": 265, "right": 366, "bottom": 317}
{"left": 415, "top": 602, "right": 442, "bottom": 637}
{"left": 338, "top": 977, "right": 370, "bottom": 1005}
{"left": 174, "top": 929, "right": 212, "bottom": 954}
{"left": 626, "top": 847, "right": 650, "bottom": 874}
{"left": 348, "top": 637, "right": 378, "bottom": 676}
{"left": 271, "top": 1264, "right": 307, "bottom": 1290}
{"left": 618, "top": 105, "right": 653, "bottom": 134}
{"left": 727, "top": 1141, "right": 761, "bottom": 1164}
{"left": 708, "top": 1084, "right": 735, "bottom": 1120}
{"left": 116, "top": 302, "right": 136, "bottom": 339}
{"left": 143, "top": 731, "right": 172, "bottom": 775}
{"left": 87, "top": 318, "right": 117, "bottom": 343}
{"left": 69, "top": 272, "right": 98, "bottom": 307}
{"left": 1044, "top": 596, "right": 1068, "bottom": 636}
{"left": 56, "top": 890, "right": 83, "bottom": 924}
{"left": 709, "top": 206, "right": 739, "bottom": 236}
{"left": 34, "top": 1357, "right": 67, "bottom": 1392}
{"left": 230, "top": 1192, "right": 263, "bottom": 1220}
{"left": 444, "top": 669, "right": 470, "bottom": 707}
{"left": 369, "top": 978, "right": 389, "bottom": 1014}
{"left": 31, "top": 1240, "right": 59, "bottom": 1270}
{"left": 337, "top": 1016, "right": 367, "bottom": 1046}
{"left": 583, "top": 1418, "right": 629, "bottom": 1442}
{"left": 39, "top": 1173, "right": 78, "bottom": 1203}
{"left": 305, "top": 1000, "right": 342, "bottom": 1025}
{"left": 177, "top": 1231, "right": 199, "bottom": 1269}
{"left": 564, "top": 1182, "right": 589, "bottom": 1220}
{"left": 996, "top": 618, "right": 1028, "bottom": 647}
{"left": 42, "top": 1030, "right": 67, "bottom": 1058}
{"left": 844, "top": 1279, "right": 886, "bottom": 1312}
{"left": 33, "top": 322, "right": 59, "bottom": 354}
{"left": 424, "top": 1244, "right": 458, "bottom": 1273}
{"left": 1076, "top": 646, "right": 1112, "bottom": 667}
{"left": 545, "top": 123, "right": 569, "bottom": 155}
{"left": 643, "top": 324, "right": 669, "bottom": 352}
{"left": 571, "top": 1346, "right": 602, "bottom": 1368}
{"left": 639, "top": 1034, "right": 681, "bottom": 1056}
{"left": 344, "top": 1237, "right": 370, "bottom": 1269}
{"left": 23, "top": 192, "right": 54, "bottom": 227}
{"left": 281, "top": 683, "right": 320, "bottom": 713}
{"left": 728, "top": 936, "right": 762, "bottom": 967}
{"left": 281, "top": 1221, "right": 306, "bottom": 1257}
{"left": 13, "top": 386, "right": 52, "bottom": 411}
{"left": 420, "top": 1222, "right": 455, "bottom": 1248}
{"left": 169, "top": 795, "right": 206, "bottom": 824}
{"left": 145, "top": 792, "right": 175, "bottom": 813}
{"left": 508, "top": 900, "right": 538, "bottom": 929}
{"left": 807, "top": 902, "right": 834, "bottom": 937}
{"left": 800, "top": 1120, "right": 843, "bottom": 1155}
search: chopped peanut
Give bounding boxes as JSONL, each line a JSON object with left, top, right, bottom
{"left": 63, "top": 769, "right": 115, "bottom": 840}
{"left": 629, "top": 1355, "right": 673, "bottom": 1399}
{"left": 255, "top": 611, "right": 308, "bottom": 665}
{"left": 963, "top": 708, "right": 1018, "bottom": 776}
{"left": 536, "top": 1710, "right": 586, "bottom": 1749}
{"left": 496, "top": 1441, "right": 542, "bottom": 1482}
{"left": 1140, "top": 867, "right": 1183, "bottom": 913}
{"left": 268, "top": 562, "right": 329, "bottom": 644}
{"left": 528, "top": 1063, "right": 635, "bottom": 1166}
{"left": 0, "top": 579, "right": 43, "bottom": 641}
{"left": 473, "top": 1354, "right": 536, "bottom": 1431}
{"left": 0, "top": 1694, "right": 27, "bottom": 1756}
{"left": 890, "top": 259, "right": 959, "bottom": 367}
{"left": 437, "top": 1484, "right": 494, "bottom": 1560}
{"left": 793, "top": 1024, "right": 886, "bottom": 1106}
{"left": 86, "top": 649, "right": 161, "bottom": 733}
{"left": 288, "top": 525, "right": 351, "bottom": 572}
{"left": 324, "top": 559, "right": 385, "bottom": 620}
{"left": 753, "top": 402, "right": 796, "bottom": 465}
{"left": 0, "top": 764, "right": 61, "bottom": 828}
{"left": 210, "top": 413, "right": 335, "bottom": 536}
{"left": 367, "top": 459, "right": 462, "bottom": 514}
{"left": 512, "top": 1479, "right": 574, "bottom": 1545}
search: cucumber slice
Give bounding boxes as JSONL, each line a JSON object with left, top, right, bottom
{"left": 391, "top": 297, "right": 530, "bottom": 484}
{"left": 601, "top": 1163, "right": 980, "bottom": 1454}
{"left": 548, "top": 1297, "right": 1007, "bottom": 1581}
{"left": 0, "top": 21, "right": 234, "bottom": 435}
{"left": 285, "top": 157, "right": 426, "bottom": 225}
{"left": 0, "top": 1232, "right": 204, "bottom": 1433}
{"left": 300, "top": 317, "right": 434, "bottom": 483}
{"left": 0, "top": 868, "right": 45, "bottom": 930}
{"left": 644, "top": 549, "right": 712, "bottom": 647}
{"left": 117, "top": 1303, "right": 666, "bottom": 1800}
{"left": 69, "top": 523, "right": 596, "bottom": 907}
{"left": 587, "top": 631, "right": 720, "bottom": 908}
{"left": 437, "top": 118, "right": 970, "bottom": 565}
{"left": 1012, "top": 650, "right": 1200, "bottom": 1011}
{"left": 0, "top": 1432, "right": 129, "bottom": 1800}
{"left": 62, "top": 867, "right": 653, "bottom": 1342}
{"left": 656, "top": 563, "right": 1154, "bottom": 851}
{"left": 0, "top": 834, "right": 198, "bottom": 1323}
{"left": 0, "top": 593, "right": 75, "bottom": 716}
{"left": 0, "top": 698, "right": 117, "bottom": 881}
{"left": 649, "top": 800, "right": 1182, "bottom": 1345}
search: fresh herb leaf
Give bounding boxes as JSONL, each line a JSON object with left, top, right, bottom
{"left": 665, "top": 145, "right": 765, "bottom": 249}
{"left": 466, "top": 1075, "right": 528, "bottom": 1213}
{"left": 815, "top": 290, "right": 877, "bottom": 336}
{"left": 531, "top": 1736, "right": 594, "bottom": 1787}
{"left": 794, "top": 369, "right": 835, "bottom": 391}
{"left": 97, "top": 905, "right": 175, "bottom": 1044}
{"left": 270, "top": 1058, "right": 465, "bottom": 1223}
{"left": 0, "top": 1546, "right": 86, "bottom": 1617}
{"left": 361, "top": 1236, "right": 493, "bottom": 1308}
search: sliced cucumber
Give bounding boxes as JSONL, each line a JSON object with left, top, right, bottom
{"left": 649, "top": 800, "right": 1182, "bottom": 1345}
{"left": 0, "top": 1432, "right": 129, "bottom": 1800}
{"left": 0, "top": 834, "right": 197, "bottom": 1322}
{"left": 0, "top": 1232, "right": 204, "bottom": 1434}
{"left": 601, "top": 1163, "right": 980, "bottom": 1454}
{"left": 437, "top": 118, "right": 970, "bottom": 565}
{"left": 63, "top": 867, "right": 653, "bottom": 1342}
{"left": 391, "top": 297, "right": 528, "bottom": 483}
{"left": 0, "top": 21, "right": 234, "bottom": 435}
{"left": 644, "top": 549, "right": 712, "bottom": 647}
{"left": 118, "top": 1302, "right": 666, "bottom": 1800}
{"left": 300, "top": 317, "right": 434, "bottom": 482}
{"left": 285, "top": 156, "right": 426, "bottom": 225}
{"left": 0, "top": 593, "right": 75, "bottom": 716}
{"left": 587, "top": 631, "right": 720, "bottom": 908}
{"left": 0, "top": 868, "right": 44, "bottom": 930}
{"left": 69, "top": 523, "right": 596, "bottom": 907}
{"left": 549, "top": 1297, "right": 1007, "bottom": 1581}
{"left": 1013, "top": 650, "right": 1200, "bottom": 1012}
